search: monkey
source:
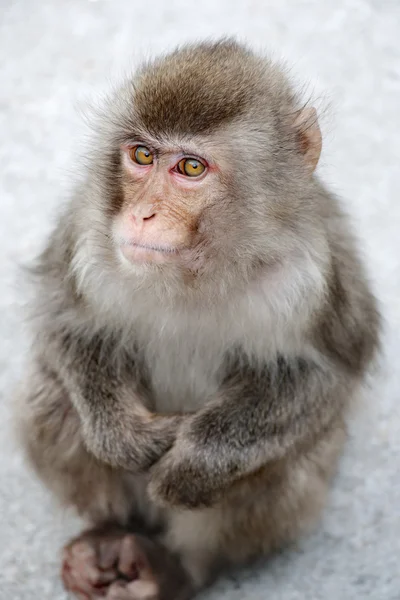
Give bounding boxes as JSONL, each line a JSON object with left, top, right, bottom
{"left": 15, "top": 39, "right": 380, "bottom": 600}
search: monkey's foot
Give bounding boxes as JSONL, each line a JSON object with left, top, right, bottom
{"left": 61, "top": 528, "right": 158, "bottom": 599}
{"left": 62, "top": 528, "right": 191, "bottom": 600}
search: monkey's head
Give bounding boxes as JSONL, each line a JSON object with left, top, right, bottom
{"left": 81, "top": 40, "right": 324, "bottom": 297}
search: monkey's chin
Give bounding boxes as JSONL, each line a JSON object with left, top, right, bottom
{"left": 118, "top": 243, "right": 179, "bottom": 266}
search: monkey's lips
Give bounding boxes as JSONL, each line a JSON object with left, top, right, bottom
{"left": 119, "top": 241, "right": 182, "bottom": 265}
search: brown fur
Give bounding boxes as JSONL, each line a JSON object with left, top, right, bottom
{"left": 15, "top": 39, "right": 380, "bottom": 600}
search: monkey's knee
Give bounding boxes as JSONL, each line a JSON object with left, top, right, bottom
{"left": 161, "top": 426, "right": 345, "bottom": 587}
{"left": 162, "top": 489, "right": 320, "bottom": 589}
{"left": 163, "top": 501, "right": 283, "bottom": 588}
{"left": 15, "top": 362, "right": 136, "bottom": 524}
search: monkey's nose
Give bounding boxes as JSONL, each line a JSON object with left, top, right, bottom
{"left": 143, "top": 213, "right": 156, "bottom": 221}
{"left": 130, "top": 210, "right": 157, "bottom": 225}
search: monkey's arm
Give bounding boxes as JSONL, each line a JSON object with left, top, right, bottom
{"left": 148, "top": 355, "right": 353, "bottom": 508}
{"left": 41, "top": 331, "right": 181, "bottom": 471}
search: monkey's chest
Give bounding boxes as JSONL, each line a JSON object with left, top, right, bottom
{"left": 144, "top": 337, "right": 223, "bottom": 414}
{"left": 134, "top": 289, "right": 275, "bottom": 413}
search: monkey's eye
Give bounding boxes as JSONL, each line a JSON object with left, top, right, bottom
{"left": 129, "top": 145, "right": 154, "bottom": 166}
{"left": 176, "top": 158, "right": 206, "bottom": 178}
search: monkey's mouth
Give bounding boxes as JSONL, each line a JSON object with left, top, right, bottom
{"left": 118, "top": 241, "right": 182, "bottom": 265}
{"left": 128, "top": 242, "right": 178, "bottom": 254}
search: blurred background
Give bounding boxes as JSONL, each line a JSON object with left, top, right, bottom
{"left": 0, "top": 1, "right": 399, "bottom": 599}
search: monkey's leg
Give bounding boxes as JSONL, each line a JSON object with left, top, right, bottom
{"left": 62, "top": 425, "right": 344, "bottom": 600}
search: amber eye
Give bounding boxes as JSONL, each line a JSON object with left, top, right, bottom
{"left": 129, "top": 145, "right": 154, "bottom": 166}
{"left": 176, "top": 158, "right": 206, "bottom": 177}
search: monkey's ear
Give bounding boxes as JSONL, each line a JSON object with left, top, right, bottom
{"left": 293, "top": 107, "right": 322, "bottom": 173}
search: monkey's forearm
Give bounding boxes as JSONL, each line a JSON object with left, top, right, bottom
{"left": 42, "top": 332, "right": 180, "bottom": 471}
{"left": 149, "top": 356, "right": 353, "bottom": 507}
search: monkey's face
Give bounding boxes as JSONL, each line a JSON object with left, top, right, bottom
{"left": 111, "top": 138, "right": 230, "bottom": 271}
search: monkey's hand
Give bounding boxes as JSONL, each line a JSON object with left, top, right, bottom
{"left": 81, "top": 404, "right": 183, "bottom": 472}
{"left": 148, "top": 427, "right": 228, "bottom": 508}
{"left": 149, "top": 355, "right": 351, "bottom": 508}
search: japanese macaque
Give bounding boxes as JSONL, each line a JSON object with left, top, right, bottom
{"left": 16, "top": 39, "right": 380, "bottom": 600}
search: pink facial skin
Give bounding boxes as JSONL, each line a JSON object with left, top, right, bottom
{"left": 114, "top": 145, "right": 214, "bottom": 267}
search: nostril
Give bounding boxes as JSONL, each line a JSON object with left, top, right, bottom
{"left": 143, "top": 213, "right": 156, "bottom": 221}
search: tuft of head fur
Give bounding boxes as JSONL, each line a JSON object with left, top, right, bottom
{"left": 132, "top": 39, "right": 295, "bottom": 137}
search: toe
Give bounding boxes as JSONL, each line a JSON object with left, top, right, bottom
{"left": 106, "top": 581, "right": 130, "bottom": 599}
{"left": 117, "top": 536, "right": 140, "bottom": 580}
{"left": 106, "top": 579, "right": 159, "bottom": 599}
{"left": 125, "top": 579, "right": 159, "bottom": 599}
{"left": 98, "top": 538, "right": 123, "bottom": 570}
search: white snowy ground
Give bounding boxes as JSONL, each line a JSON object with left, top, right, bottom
{"left": 0, "top": 1, "right": 399, "bottom": 599}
